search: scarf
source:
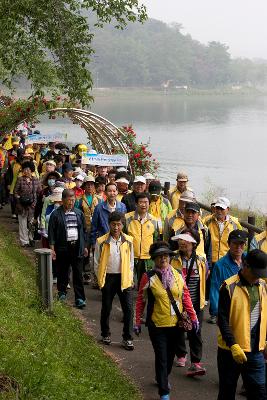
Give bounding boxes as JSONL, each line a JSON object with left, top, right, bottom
{"left": 155, "top": 265, "right": 174, "bottom": 289}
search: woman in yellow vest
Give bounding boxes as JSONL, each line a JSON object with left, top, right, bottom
{"left": 135, "top": 241, "right": 198, "bottom": 400}
{"left": 171, "top": 229, "right": 207, "bottom": 376}
{"left": 250, "top": 219, "right": 267, "bottom": 253}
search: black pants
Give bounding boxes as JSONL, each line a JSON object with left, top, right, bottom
{"left": 134, "top": 259, "right": 146, "bottom": 288}
{"left": 148, "top": 323, "right": 179, "bottom": 396}
{"left": 175, "top": 309, "right": 203, "bottom": 363}
{"left": 217, "top": 348, "right": 266, "bottom": 400}
{"left": 101, "top": 274, "right": 133, "bottom": 340}
{"left": 56, "top": 243, "right": 85, "bottom": 301}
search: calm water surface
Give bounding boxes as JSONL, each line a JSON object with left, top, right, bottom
{"left": 37, "top": 93, "right": 267, "bottom": 212}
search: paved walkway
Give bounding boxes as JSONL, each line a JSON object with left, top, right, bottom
{"left": 0, "top": 206, "right": 243, "bottom": 400}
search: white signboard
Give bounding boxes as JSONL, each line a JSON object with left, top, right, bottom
{"left": 81, "top": 153, "right": 128, "bottom": 166}
{"left": 25, "top": 133, "right": 68, "bottom": 144}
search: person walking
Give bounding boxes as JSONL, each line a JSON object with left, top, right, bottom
{"left": 217, "top": 249, "right": 267, "bottom": 400}
{"left": 135, "top": 241, "right": 199, "bottom": 400}
{"left": 125, "top": 192, "right": 161, "bottom": 286}
{"left": 94, "top": 211, "right": 134, "bottom": 350}
{"left": 209, "top": 230, "right": 248, "bottom": 324}
{"left": 48, "top": 189, "right": 88, "bottom": 308}
{"left": 14, "top": 161, "right": 41, "bottom": 247}
{"left": 171, "top": 229, "right": 207, "bottom": 376}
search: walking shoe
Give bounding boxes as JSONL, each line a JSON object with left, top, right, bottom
{"left": 160, "top": 395, "right": 169, "bottom": 400}
{"left": 102, "top": 336, "right": 111, "bottom": 345}
{"left": 186, "top": 363, "right": 206, "bottom": 377}
{"left": 58, "top": 293, "right": 66, "bottom": 301}
{"left": 67, "top": 283, "right": 71, "bottom": 289}
{"left": 75, "top": 299, "right": 86, "bottom": 309}
{"left": 52, "top": 277, "right": 57, "bottom": 284}
{"left": 176, "top": 355, "right": 187, "bottom": 367}
{"left": 83, "top": 273, "right": 91, "bottom": 285}
{"left": 12, "top": 214, "right": 17, "bottom": 219}
{"left": 122, "top": 339, "right": 134, "bottom": 351}
{"left": 207, "top": 315, "right": 217, "bottom": 324}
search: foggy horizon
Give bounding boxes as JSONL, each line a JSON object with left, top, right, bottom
{"left": 143, "top": 0, "right": 267, "bottom": 60}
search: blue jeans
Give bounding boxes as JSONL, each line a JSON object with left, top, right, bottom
{"left": 217, "top": 348, "right": 266, "bottom": 400}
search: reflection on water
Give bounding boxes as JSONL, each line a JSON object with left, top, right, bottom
{"left": 37, "top": 94, "right": 267, "bottom": 212}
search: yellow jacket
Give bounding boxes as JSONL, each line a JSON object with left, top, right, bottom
{"left": 218, "top": 274, "right": 267, "bottom": 352}
{"left": 205, "top": 215, "right": 242, "bottom": 263}
{"left": 125, "top": 211, "right": 161, "bottom": 259}
{"left": 169, "top": 187, "right": 183, "bottom": 209}
{"left": 171, "top": 253, "right": 206, "bottom": 309}
{"left": 252, "top": 231, "right": 267, "bottom": 253}
{"left": 94, "top": 232, "right": 134, "bottom": 290}
{"left": 80, "top": 194, "right": 101, "bottom": 231}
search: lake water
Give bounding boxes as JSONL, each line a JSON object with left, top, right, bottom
{"left": 37, "top": 93, "right": 267, "bottom": 213}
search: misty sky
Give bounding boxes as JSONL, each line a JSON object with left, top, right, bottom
{"left": 143, "top": 0, "right": 267, "bottom": 59}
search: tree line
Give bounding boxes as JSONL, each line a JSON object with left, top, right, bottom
{"left": 89, "top": 18, "right": 267, "bottom": 89}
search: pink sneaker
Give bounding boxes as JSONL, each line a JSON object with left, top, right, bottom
{"left": 176, "top": 355, "right": 187, "bottom": 367}
{"left": 187, "top": 362, "right": 206, "bottom": 377}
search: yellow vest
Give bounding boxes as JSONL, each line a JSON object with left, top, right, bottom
{"left": 206, "top": 215, "right": 242, "bottom": 263}
{"left": 254, "top": 231, "right": 267, "bottom": 253}
{"left": 148, "top": 267, "right": 184, "bottom": 327}
{"left": 81, "top": 195, "right": 100, "bottom": 230}
{"left": 171, "top": 253, "right": 206, "bottom": 309}
{"left": 96, "top": 232, "right": 133, "bottom": 290}
{"left": 218, "top": 274, "right": 267, "bottom": 352}
{"left": 169, "top": 188, "right": 183, "bottom": 209}
{"left": 125, "top": 212, "right": 161, "bottom": 259}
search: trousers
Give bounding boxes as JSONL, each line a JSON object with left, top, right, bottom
{"left": 18, "top": 212, "right": 33, "bottom": 245}
{"left": 217, "top": 348, "right": 266, "bottom": 400}
{"left": 101, "top": 274, "right": 133, "bottom": 340}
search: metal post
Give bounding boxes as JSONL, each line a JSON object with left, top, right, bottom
{"left": 34, "top": 249, "right": 53, "bottom": 312}
{"left": 164, "top": 182, "right": 170, "bottom": 197}
{"left": 247, "top": 215, "right": 256, "bottom": 251}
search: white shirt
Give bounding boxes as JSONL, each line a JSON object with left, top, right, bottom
{"left": 107, "top": 201, "right": 116, "bottom": 213}
{"left": 217, "top": 215, "right": 230, "bottom": 235}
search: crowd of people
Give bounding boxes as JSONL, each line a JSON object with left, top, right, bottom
{"left": 0, "top": 131, "right": 267, "bottom": 400}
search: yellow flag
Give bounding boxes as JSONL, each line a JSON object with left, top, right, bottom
{"left": 3, "top": 135, "right": 12, "bottom": 150}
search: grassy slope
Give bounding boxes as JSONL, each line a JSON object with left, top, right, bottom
{"left": 0, "top": 225, "right": 141, "bottom": 400}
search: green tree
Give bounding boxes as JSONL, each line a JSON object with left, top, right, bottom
{"left": 0, "top": 0, "right": 147, "bottom": 105}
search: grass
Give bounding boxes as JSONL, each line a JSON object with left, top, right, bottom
{"left": 0, "top": 226, "right": 141, "bottom": 400}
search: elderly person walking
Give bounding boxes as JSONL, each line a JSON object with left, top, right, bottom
{"left": 14, "top": 161, "right": 41, "bottom": 247}
{"left": 48, "top": 189, "right": 88, "bottom": 308}
{"left": 135, "top": 241, "right": 199, "bottom": 400}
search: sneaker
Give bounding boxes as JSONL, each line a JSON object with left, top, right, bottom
{"left": 58, "top": 293, "right": 66, "bottom": 301}
{"left": 102, "top": 336, "right": 111, "bottom": 345}
{"left": 207, "top": 315, "right": 217, "bottom": 324}
{"left": 176, "top": 355, "right": 187, "bottom": 367}
{"left": 122, "top": 339, "right": 134, "bottom": 351}
{"left": 67, "top": 283, "right": 71, "bottom": 289}
{"left": 160, "top": 395, "right": 170, "bottom": 400}
{"left": 52, "top": 277, "right": 57, "bottom": 284}
{"left": 12, "top": 214, "right": 17, "bottom": 219}
{"left": 75, "top": 299, "right": 86, "bottom": 309}
{"left": 187, "top": 363, "right": 206, "bottom": 377}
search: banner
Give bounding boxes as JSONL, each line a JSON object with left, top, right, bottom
{"left": 81, "top": 153, "right": 128, "bottom": 166}
{"left": 25, "top": 133, "right": 67, "bottom": 144}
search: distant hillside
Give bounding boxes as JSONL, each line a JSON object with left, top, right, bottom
{"left": 89, "top": 18, "right": 267, "bottom": 88}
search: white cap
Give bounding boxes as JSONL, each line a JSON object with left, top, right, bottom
{"left": 117, "top": 167, "right": 127, "bottom": 172}
{"left": 133, "top": 176, "right": 146, "bottom": 184}
{"left": 83, "top": 175, "right": 95, "bottom": 183}
{"left": 143, "top": 172, "right": 155, "bottom": 180}
{"left": 45, "top": 160, "right": 56, "bottom": 167}
{"left": 215, "top": 197, "right": 230, "bottom": 209}
{"left": 75, "top": 174, "right": 84, "bottom": 181}
{"left": 171, "top": 233, "right": 197, "bottom": 244}
{"left": 115, "top": 177, "right": 129, "bottom": 184}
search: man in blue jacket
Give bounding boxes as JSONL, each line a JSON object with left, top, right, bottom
{"left": 209, "top": 230, "right": 248, "bottom": 322}
{"left": 90, "top": 182, "right": 127, "bottom": 248}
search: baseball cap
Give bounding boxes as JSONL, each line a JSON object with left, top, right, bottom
{"left": 228, "top": 230, "right": 248, "bottom": 244}
{"left": 176, "top": 171, "right": 188, "bottom": 182}
{"left": 171, "top": 233, "right": 197, "bottom": 244}
{"left": 148, "top": 180, "right": 162, "bottom": 195}
{"left": 134, "top": 176, "right": 146, "bottom": 184}
{"left": 245, "top": 249, "right": 267, "bottom": 278}
{"left": 144, "top": 172, "right": 155, "bottom": 180}
{"left": 185, "top": 202, "right": 200, "bottom": 213}
{"left": 215, "top": 197, "right": 230, "bottom": 209}
{"left": 180, "top": 190, "right": 196, "bottom": 203}
{"left": 115, "top": 177, "right": 129, "bottom": 185}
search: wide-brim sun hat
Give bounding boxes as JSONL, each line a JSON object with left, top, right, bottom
{"left": 150, "top": 246, "right": 176, "bottom": 260}
{"left": 171, "top": 233, "right": 197, "bottom": 244}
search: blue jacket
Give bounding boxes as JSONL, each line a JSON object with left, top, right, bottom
{"left": 209, "top": 251, "right": 245, "bottom": 316}
{"left": 90, "top": 200, "right": 127, "bottom": 245}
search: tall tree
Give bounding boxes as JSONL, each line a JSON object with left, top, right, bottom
{"left": 0, "top": 0, "right": 147, "bottom": 105}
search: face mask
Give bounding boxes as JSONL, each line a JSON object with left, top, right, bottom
{"left": 47, "top": 179, "right": 56, "bottom": 187}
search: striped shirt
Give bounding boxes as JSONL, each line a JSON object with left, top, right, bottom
{"left": 182, "top": 257, "right": 200, "bottom": 307}
{"left": 65, "top": 211, "right": 78, "bottom": 242}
